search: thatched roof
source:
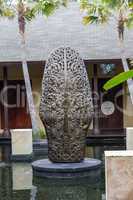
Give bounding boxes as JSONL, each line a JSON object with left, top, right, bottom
{"left": 0, "top": 2, "right": 133, "bottom": 62}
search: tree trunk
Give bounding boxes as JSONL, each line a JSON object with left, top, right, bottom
{"left": 17, "top": 2, "right": 39, "bottom": 138}
{"left": 20, "top": 31, "right": 39, "bottom": 139}
{"left": 121, "top": 57, "right": 133, "bottom": 104}
{"left": 22, "top": 60, "right": 39, "bottom": 137}
{"left": 120, "top": 40, "right": 133, "bottom": 104}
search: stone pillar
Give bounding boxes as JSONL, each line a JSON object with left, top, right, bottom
{"left": 126, "top": 127, "right": 133, "bottom": 150}
{"left": 105, "top": 150, "right": 133, "bottom": 200}
{"left": 11, "top": 129, "right": 33, "bottom": 161}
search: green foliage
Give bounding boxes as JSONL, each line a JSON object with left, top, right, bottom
{"left": 39, "top": 128, "right": 46, "bottom": 139}
{"left": 0, "top": 0, "right": 14, "bottom": 18}
{"left": 80, "top": 0, "right": 133, "bottom": 39}
{"left": 33, "top": 128, "right": 46, "bottom": 140}
{"left": 102, "top": 0, "right": 126, "bottom": 9}
{"left": 34, "top": 0, "right": 67, "bottom": 17}
{"left": 1, "top": 7, "right": 14, "bottom": 18}
{"left": 0, "top": 0, "right": 68, "bottom": 40}
{"left": 34, "top": 0, "right": 58, "bottom": 17}
{"left": 24, "top": 7, "right": 37, "bottom": 21}
{"left": 103, "top": 70, "right": 133, "bottom": 91}
{"left": 126, "top": 13, "right": 133, "bottom": 29}
{"left": 83, "top": 16, "right": 98, "bottom": 25}
{"left": 2, "top": 0, "right": 68, "bottom": 22}
{"left": 80, "top": 0, "right": 133, "bottom": 92}
{"left": 80, "top": 0, "right": 110, "bottom": 25}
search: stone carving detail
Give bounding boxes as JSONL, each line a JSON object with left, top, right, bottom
{"left": 40, "top": 47, "right": 93, "bottom": 163}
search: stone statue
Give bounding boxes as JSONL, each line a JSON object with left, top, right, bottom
{"left": 40, "top": 47, "right": 93, "bottom": 163}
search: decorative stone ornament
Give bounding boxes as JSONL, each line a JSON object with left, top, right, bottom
{"left": 101, "top": 101, "right": 115, "bottom": 116}
{"left": 40, "top": 47, "right": 93, "bottom": 163}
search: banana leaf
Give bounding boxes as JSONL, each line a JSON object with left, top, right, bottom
{"left": 103, "top": 70, "right": 133, "bottom": 91}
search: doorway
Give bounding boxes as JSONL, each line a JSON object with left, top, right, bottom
{"left": 98, "top": 78, "right": 123, "bottom": 132}
{"left": 0, "top": 80, "right": 31, "bottom": 129}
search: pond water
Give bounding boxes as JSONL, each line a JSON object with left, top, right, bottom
{"left": 0, "top": 144, "right": 125, "bottom": 200}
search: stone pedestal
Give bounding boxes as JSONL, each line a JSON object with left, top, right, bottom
{"left": 33, "top": 177, "right": 101, "bottom": 200}
{"left": 32, "top": 158, "right": 101, "bottom": 180}
{"left": 105, "top": 151, "right": 133, "bottom": 200}
{"left": 11, "top": 129, "right": 33, "bottom": 161}
{"left": 33, "top": 139, "right": 48, "bottom": 156}
{"left": 126, "top": 127, "right": 133, "bottom": 150}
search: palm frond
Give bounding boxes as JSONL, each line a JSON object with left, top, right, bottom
{"left": 103, "top": 70, "right": 133, "bottom": 91}
{"left": 33, "top": 0, "right": 67, "bottom": 17}
{"left": 24, "top": 7, "right": 37, "bottom": 21}
{"left": 125, "top": 13, "right": 133, "bottom": 28}
{"left": 102, "top": 0, "right": 123, "bottom": 9}
{"left": 0, "top": 0, "right": 14, "bottom": 18}
{"left": 82, "top": 15, "right": 99, "bottom": 25}
{"left": 80, "top": 0, "right": 110, "bottom": 25}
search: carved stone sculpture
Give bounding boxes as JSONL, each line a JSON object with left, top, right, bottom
{"left": 40, "top": 47, "right": 93, "bottom": 163}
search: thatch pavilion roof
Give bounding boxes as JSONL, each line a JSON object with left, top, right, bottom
{"left": 0, "top": 2, "right": 133, "bottom": 62}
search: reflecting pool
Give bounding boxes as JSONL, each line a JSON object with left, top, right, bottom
{"left": 0, "top": 144, "right": 125, "bottom": 200}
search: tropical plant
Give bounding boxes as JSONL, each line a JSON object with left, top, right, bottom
{"left": 32, "top": 128, "right": 46, "bottom": 140}
{"left": 0, "top": 0, "right": 14, "bottom": 17}
{"left": 3, "top": 0, "right": 67, "bottom": 138}
{"left": 103, "top": 70, "right": 133, "bottom": 90}
{"left": 80, "top": 0, "right": 133, "bottom": 103}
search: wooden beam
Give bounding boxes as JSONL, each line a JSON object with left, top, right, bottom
{"left": 2, "top": 66, "right": 10, "bottom": 137}
{"left": 122, "top": 57, "right": 133, "bottom": 104}
{"left": 93, "top": 64, "right": 100, "bottom": 135}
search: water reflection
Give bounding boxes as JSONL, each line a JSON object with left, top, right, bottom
{"left": 0, "top": 166, "right": 12, "bottom": 200}
{"left": 0, "top": 145, "right": 125, "bottom": 200}
{"left": 0, "top": 144, "right": 11, "bottom": 162}
{"left": 0, "top": 163, "right": 102, "bottom": 200}
{"left": 12, "top": 163, "right": 32, "bottom": 190}
{"left": 33, "top": 178, "right": 102, "bottom": 200}
{"left": 86, "top": 145, "right": 125, "bottom": 161}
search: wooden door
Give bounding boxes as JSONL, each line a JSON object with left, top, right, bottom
{"left": 98, "top": 79, "right": 123, "bottom": 130}
{"left": 1, "top": 80, "right": 31, "bottom": 129}
{"left": 0, "top": 81, "right": 3, "bottom": 130}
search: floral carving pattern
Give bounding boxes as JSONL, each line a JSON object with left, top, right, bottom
{"left": 40, "top": 47, "right": 93, "bottom": 163}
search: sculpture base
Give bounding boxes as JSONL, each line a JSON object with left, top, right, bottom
{"left": 33, "top": 139, "right": 48, "bottom": 156}
{"left": 32, "top": 158, "right": 102, "bottom": 180}
{"left": 11, "top": 154, "right": 33, "bottom": 162}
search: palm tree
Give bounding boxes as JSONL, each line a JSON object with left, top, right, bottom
{"left": 80, "top": 0, "right": 133, "bottom": 103}
{"left": 2, "top": 0, "right": 67, "bottom": 138}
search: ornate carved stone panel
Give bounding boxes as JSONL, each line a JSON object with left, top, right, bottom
{"left": 40, "top": 47, "right": 93, "bottom": 163}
